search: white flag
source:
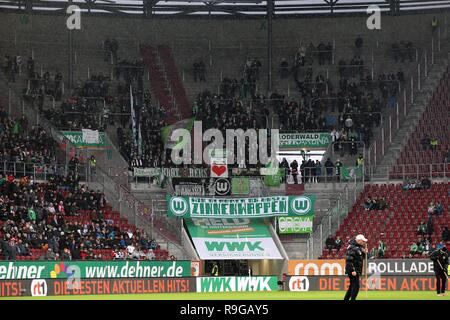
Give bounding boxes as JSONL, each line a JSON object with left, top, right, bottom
{"left": 82, "top": 129, "right": 99, "bottom": 144}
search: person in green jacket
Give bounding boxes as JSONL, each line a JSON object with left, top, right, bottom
{"left": 378, "top": 240, "right": 387, "bottom": 258}
{"left": 410, "top": 242, "right": 418, "bottom": 256}
{"left": 27, "top": 207, "right": 36, "bottom": 222}
{"left": 417, "top": 242, "right": 425, "bottom": 255}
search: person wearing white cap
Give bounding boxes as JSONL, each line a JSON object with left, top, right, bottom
{"left": 344, "top": 234, "right": 368, "bottom": 300}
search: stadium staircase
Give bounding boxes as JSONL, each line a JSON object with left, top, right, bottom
{"left": 389, "top": 67, "right": 450, "bottom": 179}
{"left": 374, "top": 50, "right": 450, "bottom": 178}
{"left": 140, "top": 45, "right": 191, "bottom": 124}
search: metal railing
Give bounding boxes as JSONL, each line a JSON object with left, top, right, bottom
{"left": 0, "top": 161, "right": 86, "bottom": 181}
{"left": 366, "top": 163, "right": 450, "bottom": 181}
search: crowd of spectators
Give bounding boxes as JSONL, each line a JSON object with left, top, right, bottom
{"left": 279, "top": 158, "right": 326, "bottom": 184}
{"left": 0, "top": 108, "right": 56, "bottom": 167}
{"left": 125, "top": 36, "right": 410, "bottom": 172}
{"left": 42, "top": 96, "right": 104, "bottom": 131}
{"left": 401, "top": 177, "right": 432, "bottom": 190}
{"left": 272, "top": 36, "right": 405, "bottom": 159}
{"left": 0, "top": 174, "right": 166, "bottom": 261}
{"left": 122, "top": 101, "right": 167, "bottom": 169}
{"left": 408, "top": 239, "right": 432, "bottom": 257}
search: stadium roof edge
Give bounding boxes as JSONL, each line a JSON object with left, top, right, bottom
{"left": 0, "top": 0, "right": 449, "bottom": 18}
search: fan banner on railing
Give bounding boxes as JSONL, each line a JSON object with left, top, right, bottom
{"left": 167, "top": 195, "right": 315, "bottom": 219}
{"left": 61, "top": 131, "right": 106, "bottom": 148}
{"left": 263, "top": 160, "right": 283, "bottom": 187}
{"left": 171, "top": 177, "right": 231, "bottom": 196}
{"left": 81, "top": 129, "right": 100, "bottom": 144}
{"left": 185, "top": 218, "right": 283, "bottom": 260}
{"left": 277, "top": 214, "right": 314, "bottom": 234}
{"left": 133, "top": 167, "right": 208, "bottom": 178}
{"left": 279, "top": 132, "right": 331, "bottom": 149}
{"left": 231, "top": 177, "right": 250, "bottom": 195}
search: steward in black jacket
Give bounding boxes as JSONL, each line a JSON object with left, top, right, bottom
{"left": 430, "top": 247, "right": 449, "bottom": 296}
{"left": 344, "top": 236, "right": 367, "bottom": 300}
{"left": 345, "top": 239, "right": 366, "bottom": 275}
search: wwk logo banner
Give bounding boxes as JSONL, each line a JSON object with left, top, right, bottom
{"left": 185, "top": 218, "right": 283, "bottom": 260}
{"left": 197, "top": 276, "right": 278, "bottom": 293}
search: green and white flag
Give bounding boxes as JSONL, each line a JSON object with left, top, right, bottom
{"left": 341, "top": 166, "right": 363, "bottom": 180}
{"left": 186, "top": 218, "right": 283, "bottom": 260}
{"left": 167, "top": 195, "right": 316, "bottom": 219}
{"left": 262, "top": 161, "right": 283, "bottom": 187}
{"left": 161, "top": 117, "right": 195, "bottom": 150}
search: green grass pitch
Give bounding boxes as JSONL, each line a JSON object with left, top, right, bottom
{"left": 2, "top": 291, "right": 449, "bottom": 300}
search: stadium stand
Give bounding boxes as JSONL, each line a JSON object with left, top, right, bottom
{"left": 0, "top": 10, "right": 448, "bottom": 269}
{"left": 0, "top": 174, "right": 169, "bottom": 261}
{"left": 320, "top": 67, "right": 450, "bottom": 259}
{"left": 322, "top": 182, "right": 449, "bottom": 259}
{"left": 0, "top": 107, "right": 170, "bottom": 261}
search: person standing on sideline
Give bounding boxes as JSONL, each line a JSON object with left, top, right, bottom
{"left": 430, "top": 246, "right": 448, "bottom": 296}
{"left": 344, "top": 234, "right": 368, "bottom": 300}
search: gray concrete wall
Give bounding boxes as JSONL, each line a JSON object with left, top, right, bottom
{"left": 0, "top": 12, "right": 447, "bottom": 50}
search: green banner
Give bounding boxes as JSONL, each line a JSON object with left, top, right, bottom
{"left": 0, "top": 260, "right": 191, "bottom": 280}
{"left": 61, "top": 131, "right": 106, "bottom": 148}
{"left": 231, "top": 177, "right": 250, "bottom": 195}
{"left": 341, "top": 166, "right": 363, "bottom": 180}
{"left": 196, "top": 276, "right": 278, "bottom": 292}
{"left": 279, "top": 132, "right": 331, "bottom": 149}
{"left": 167, "top": 195, "right": 316, "bottom": 219}
{"left": 278, "top": 216, "right": 314, "bottom": 234}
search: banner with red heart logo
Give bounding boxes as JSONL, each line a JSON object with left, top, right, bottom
{"left": 211, "top": 164, "right": 228, "bottom": 178}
